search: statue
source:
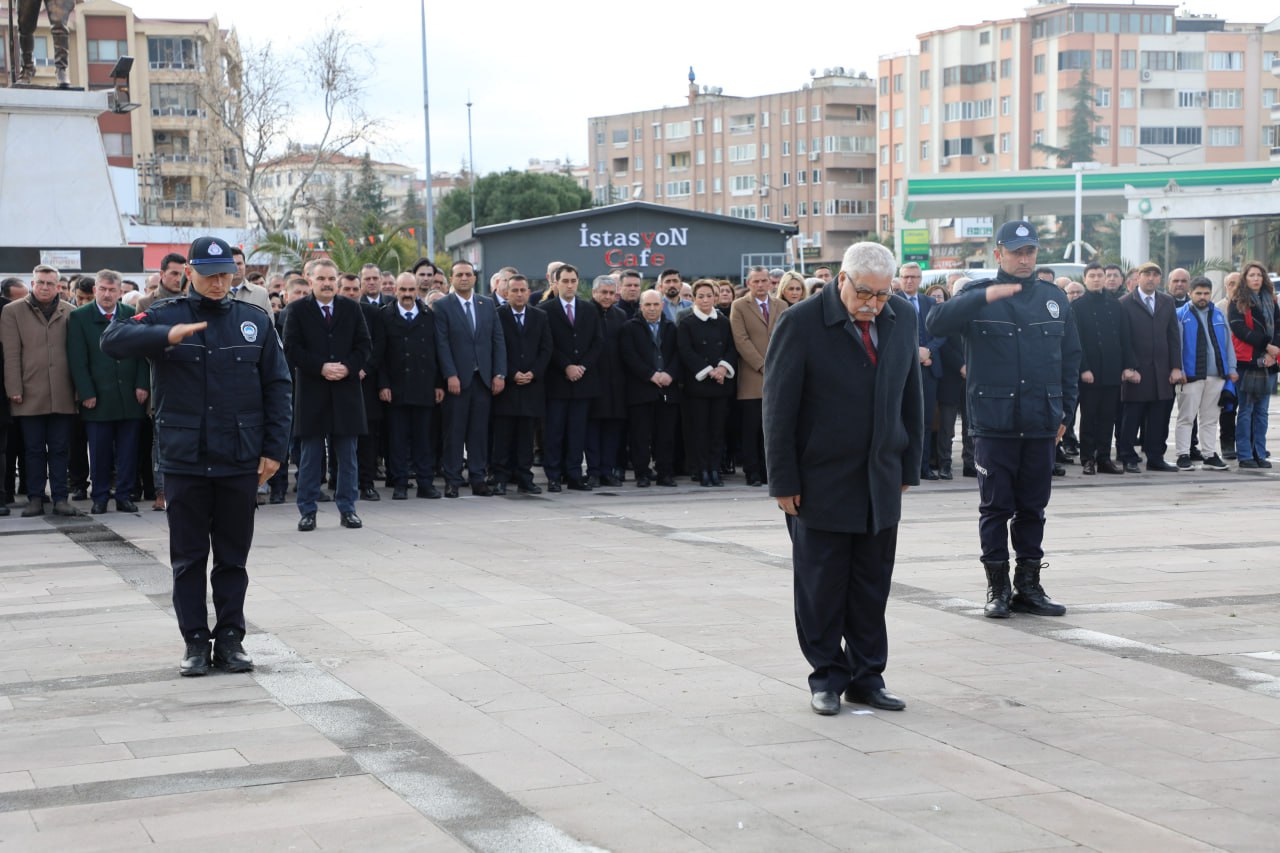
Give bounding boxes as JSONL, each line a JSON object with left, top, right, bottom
{"left": 16, "top": 0, "right": 74, "bottom": 88}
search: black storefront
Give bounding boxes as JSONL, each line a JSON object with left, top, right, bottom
{"left": 446, "top": 202, "right": 797, "bottom": 285}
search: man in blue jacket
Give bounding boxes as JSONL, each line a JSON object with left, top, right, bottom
{"left": 927, "top": 221, "right": 1081, "bottom": 620}
{"left": 1174, "top": 277, "right": 1235, "bottom": 471}
{"left": 102, "top": 236, "right": 292, "bottom": 677}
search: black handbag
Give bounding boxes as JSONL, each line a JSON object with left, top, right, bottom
{"left": 1237, "top": 370, "right": 1268, "bottom": 398}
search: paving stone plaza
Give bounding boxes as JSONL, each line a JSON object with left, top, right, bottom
{"left": 2, "top": 412, "right": 1278, "bottom": 851}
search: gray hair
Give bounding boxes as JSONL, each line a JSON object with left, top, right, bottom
{"left": 95, "top": 269, "right": 122, "bottom": 286}
{"left": 592, "top": 275, "right": 617, "bottom": 291}
{"left": 840, "top": 242, "right": 897, "bottom": 281}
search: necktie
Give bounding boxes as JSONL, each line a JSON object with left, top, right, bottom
{"left": 464, "top": 299, "right": 474, "bottom": 332}
{"left": 516, "top": 312, "right": 524, "bottom": 328}
{"left": 1145, "top": 295, "right": 1155, "bottom": 315}
{"left": 566, "top": 301, "right": 575, "bottom": 326}
{"left": 322, "top": 304, "right": 332, "bottom": 326}
{"left": 404, "top": 311, "right": 414, "bottom": 321}
{"left": 760, "top": 301, "right": 769, "bottom": 323}
{"left": 104, "top": 312, "right": 113, "bottom": 322}
{"left": 650, "top": 323, "right": 660, "bottom": 345}
{"left": 855, "top": 320, "right": 877, "bottom": 367}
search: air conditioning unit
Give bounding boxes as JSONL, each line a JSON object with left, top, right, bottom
{"left": 1140, "top": 69, "right": 1152, "bottom": 82}
{"left": 759, "top": 187, "right": 769, "bottom": 197}
{"left": 809, "top": 152, "right": 820, "bottom": 161}
{"left": 979, "top": 155, "right": 990, "bottom": 164}
{"left": 940, "top": 157, "right": 950, "bottom": 167}
{"left": 155, "top": 132, "right": 169, "bottom": 143}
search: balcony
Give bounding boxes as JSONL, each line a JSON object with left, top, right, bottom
{"left": 149, "top": 61, "right": 199, "bottom": 71}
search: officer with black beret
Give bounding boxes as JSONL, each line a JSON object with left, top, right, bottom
{"left": 102, "top": 236, "right": 292, "bottom": 677}
{"left": 926, "top": 221, "right": 1082, "bottom": 621}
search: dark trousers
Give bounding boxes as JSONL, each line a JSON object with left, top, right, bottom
{"left": 4, "top": 422, "right": 23, "bottom": 500}
{"left": 936, "top": 402, "right": 963, "bottom": 471}
{"left": 683, "top": 396, "right": 729, "bottom": 474}
{"left": 739, "top": 398, "right": 765, "bottom": 479}
{"left": 1118, "top": 398, "right": 1174, "bottom": 464}
{"left": 544, "top": 397, "right": 589, "bottom": 483}
{"left": 385, "top": 405, "right": 435, "bottom": 488}
{"left": 1078, "top": 383, "right": 1121, "bottom": 461}
{"left": 68, "top": 417, "right": 89, "bottom": 493}
{"left": 136, "top": 416, "right": 155, "bottom": 499}
{"left": 85, "top": 419, "right": 141, "bottom": 503}
{"left": 20, "top": 414, "right": 73, "bottom": 503}
{"left": 356, "top": 419, "right": 381, "bottom": 489}
{"left": 974, "top": 436, "right": 1055, "bottom": 563}
{"left": 299, "top": 434, "right": 357, "bottom": 514}
{"left": 492, "top": 414, "right": 536, "bottom": 486}
{"left": 586, "top": 418, "right": 625, "bottom": 478}
{"left": 0, "top": 425, "right": 7, "bottom": 502}
{"left": 629, "top": 401, "right": 678, "bottom": 478}
{"left": 788, "top": 515, "right": 898, "bottom": 695}
{"left": 920, "top": 374, "right": 938, "bottom": 475}
{"left": 165, "top": 472, "right": 257, "bottom": 641}
{"left": 442, "top": 381, "right": 491, "bottom": 487}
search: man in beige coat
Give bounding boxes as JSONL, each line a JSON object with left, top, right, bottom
{"left": 0, "top": 265, "right": 77, "bottom": 516}
{"left": 730, "top": 265, "right": 786, "bottom": 487}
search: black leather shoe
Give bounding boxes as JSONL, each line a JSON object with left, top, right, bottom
{"left": 418, "top": 484, "right": 442, "bottom": 499}
{"left": 212, "top": 630, "right": 254, "bottom": 673}
{"left": 392, "top": 487, "right": 408, "bottom": 500}
{"left": 586, "top": 475, "right": 601, "bottom": 489}
{"left": 746, "top": 476, "right": 762, "bottom": 487}
{"left": 601, "top": 474, "right": 622, "bottom": 487}
{"left": 1081, "top": 458, "right": 1096, "bottom": 475}
{"left": 21, "top": 498, "right": 44, "bottom": 517}
{"left": 700, "top": 471, "right": 712, "bottom": 487}
{"left": 268, "top": 493, "right": 286, "bottom": 504}
{"left": 1052, "top": 463, "right": 1066, "bottom": 477}
{"left": 709, "top": 470, "right": 723, "bottom": 487}
{"left": 444, "top": 484, "right": 459, "bottom": 498}
{"left": 1123, "top": 462, "right": 1141, "bottom": 474}
{"left": 471, "top": 482, "right": 493, "bottom": 496}
{"left": 566, "top": 479, "right": 591, "bottom": 491}
{"left": 180, "top": 637, "right": 212, "bottom": 677}
{"left": 492, "top": 482, "right": 508, "bottom": 495}
{"left": 91, "top": 501, "right": 108, "bottom": 514}
{"left": 70, "top": 489, "right": 88, "bottom": 501}
{"left": 0, "top": 505, "right": 9, "bottom": 516}
{"left": 340, "top": 511, "right": 362, "bottom": 529}
{"left": 52, "top": 500, "right": 76, "bottom": 516}
{"left": 116, "top": 498, "right": 138, "bottom": 513}
{"left": 938, "top": 467, "right": 953, "bottom": 480}
{"left": 963, "top": 465, "right": 978, "bottom": 478}
{"left": 1096, "top": 458, "right": 1123, "bottom": 474}
{"left": 810, "top": 691, "right": 841, "bottom": 716}
{"left": 656, "top": 475, "right": 677, "bottom": 487}
{"left": 546, "top": 481, "right": 561, "bottom": 493}
{"left": 518, "top": 482, "right": 543, "bottom": 495}
{"left": 635, "top": 476, "right": 651, "bottom": 488}
{"left": 360, "top": 487, "right": 381, "bottom": 501}
{"left": 921, "top": 469, "right": 940, "bottom": 481}
{"left": 1147, "top": 459, "right": 1178, "bottom": 472}
{"left": 844, "top": 686, "right": 906, "bottom": 711}
{"left": 297, "top": 512, "right": 317, "bottom": 532}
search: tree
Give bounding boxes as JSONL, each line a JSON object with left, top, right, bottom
{"left": 200, "top": 20, "right": 381, "bottom": 235}
{"left": 1033, "top": 68, "right": 1100, "bottom": 167}
{"left": 351, "top": 151, "right": 389, "bottom": 227}
{"left": 435, "top": 170, "right": 591, "bottom": 247}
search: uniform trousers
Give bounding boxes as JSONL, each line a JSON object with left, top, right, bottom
{"left": 788, "top": 515, "right": 898, "bottom": 695}
{"left": 166, "top": 472, "right": 256, "bottom": 641}
{"left": 385, "top": 405, "right": 435, "bottom": 488}
{"left": 974, "top": 436, "right": 1055, "bottom": 563}
{"left": 543, "top": 398, "right": 589, "bottom": 483}
{"left": 85, "top": 419, "right": 141, "bottom": 503}
{"left": 1077, "top": 383, "right": 1121, "bottom": 461}
{"left": 628, "top": 401, "right": 678, "bottom": 478}
{"left": 441, "top": 382, "right": 491, "bottom": 487}
{"left": 1175, "top": 377, "right": 1224, "bottom": 457}
{"left": 492, "top": 414, "right": 536, "bottom": 486}
{"left": 20, "top": 413, "right": 73, "bottom": 503}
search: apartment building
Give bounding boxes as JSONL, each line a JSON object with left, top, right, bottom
{"left": 587, "top": 71, "right": 878, "bottom": 268}
{"left": 878, "top": 2, "right": 1279, "bottom": 249}
{"left": 250, "top": 150, "right": 417, "bottom": 240}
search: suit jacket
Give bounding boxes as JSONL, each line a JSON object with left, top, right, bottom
{"left": 356, "top": 300, "right": 385, "bottom": 421}
{"left": 282, "top": 295, "right": 370, "bottom": 436}
{"left": 539, "top": 297, "right": 604, "bottom": 400}
{"left": 1119, "top": 290, "right": 1181, "bottom": 402}
{"left": 66, "top": 302, "right": 149, "bottom": 422}
{"left": 619, "top": 315, "right": 681, "bottom": 406}
{"left": 729, "top": 293, "right": 785, "bottom": 400}
{"left": 231, "top": 282, "right": 272, "bottom": 313}
{"left": 903, "top": 291, "right": 945, "bottom": 380}
{"left": 589, "top": 302, "right": 629, "bottom": 419}
{"left": 494, "top": 303, "right": 552, "bottom": 418}
{"left": 377, "top": 301, "right": 442, "bottom": 407}
{"left": 434, "top": 292, "right": 506, "bottom": 391}
{"left": 764, "top": 287, "right": 924, "bottom": 534}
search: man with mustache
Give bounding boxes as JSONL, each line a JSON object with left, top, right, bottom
{"left": 659, "top": 268, "right": 692, "bottom": 324}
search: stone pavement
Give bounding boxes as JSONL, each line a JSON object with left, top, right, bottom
{"left": 2, "top": 439, "right": 1279, "bottom": 850}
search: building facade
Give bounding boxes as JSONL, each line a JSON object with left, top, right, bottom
{"left": 587, "top": 71, "right": 878, "bottom": 268}
{"left": 878, "top": 2, "right": 1279, "bottom": 250}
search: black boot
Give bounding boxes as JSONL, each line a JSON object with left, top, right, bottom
{"left": 1011, "top": 559, "right": 1067, "bottom": 616}
{"left": 982, "top": 561, "right": 1012, "bottom": 619}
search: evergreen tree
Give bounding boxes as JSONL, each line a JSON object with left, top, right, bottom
{"left": 352, "top": 151, "right": 389, "bottom": 223}
{"left": 1033, "top": 68, "right": 1100, "bottom": 167}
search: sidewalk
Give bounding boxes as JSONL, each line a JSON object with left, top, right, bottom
{"left": 2, "top": 454, "right": 1278, "bottom": 851}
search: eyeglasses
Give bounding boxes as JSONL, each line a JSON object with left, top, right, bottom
{"left": 852, "top": 288, "right": 892, "bottom": 302}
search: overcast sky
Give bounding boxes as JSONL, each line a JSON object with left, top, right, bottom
{"left": 130, "top": 0, "right": 1271, "bottom": 178}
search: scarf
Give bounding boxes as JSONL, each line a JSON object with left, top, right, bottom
{"left": 1250, "top": 290, "right": 1275, "bottom": 340}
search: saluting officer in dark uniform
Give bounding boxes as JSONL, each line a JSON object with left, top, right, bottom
{"left": 102, "top": 237, "right": 292, "bottom": 677}
{"left": 927, "top": 221, "right": 1081, "bottom": 620}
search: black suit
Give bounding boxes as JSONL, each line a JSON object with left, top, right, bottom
{"left": 377, "top": 301, "right": 442, "bottom": 489}
{"left": 764, "top": 287, "right": 923, "bottom": 696}
{"left": 492, "top": 304, "right": 552, "bottom": 487}
{"left": 355, "top": 300, "right": 384, "bottom": 490}
{"left": 619, "top": 315, "right": 681, "bottom": 479}
{"left": 903, "top": 291, "right": 944, "bottom": 476}
{"left": 586, "top": 303, "right": 629, "bottom": 481}
{"left": 538, "top": 297, "right": 604, "bottom": 484}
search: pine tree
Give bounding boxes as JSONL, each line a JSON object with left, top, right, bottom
{"left": 1033, "top": 68, "right": 1100, "bottom": 167}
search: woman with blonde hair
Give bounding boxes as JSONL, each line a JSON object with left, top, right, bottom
{"left": 776, "top": 271, "right": 807, "bottom": 306}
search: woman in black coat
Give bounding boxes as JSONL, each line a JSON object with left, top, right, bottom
{"left": 1227, "top": 261, "right": 1280, "bottom": 468}
{"left": 678, "top": 279, "right": 737, "bottom": 486}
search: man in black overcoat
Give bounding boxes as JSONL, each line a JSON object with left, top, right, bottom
{"left": 492, "top": 275, "right": 552, "bottom": 494}
{"left": 339, "top": 274, "right": 386, "bottom": 501}
{"left": 620, "top": 290, "right": 681, "bottom": 487}
{"left": 377, "top": 273, "right": 443, "bottom": 500}
{"left": 585, "top": 276, "right": 630, "bottom": 487}
{"left": 1117, "top": 261, "right": 1183, "bottom": 472}
{"left": 283, "top": 259, "right": 371, "bottom": 531}
{"left": 764, "top": 241, "right": 923, "bottom": 717}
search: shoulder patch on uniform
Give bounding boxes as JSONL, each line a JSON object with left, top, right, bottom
{"left": 1046, "top": 300, "right": 1060, "bottom": 319}
{"left": 240, "top": 321, "right": 258, "bottom": 342}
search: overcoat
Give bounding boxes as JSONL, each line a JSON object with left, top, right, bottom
{"left": 66, "top": 302, "right": 149, "bottom": 422}
{"left": 1118, "top": 290, "right": 1180, "bottom": 402}
{"left": 0, "top": 296, "right": 75, "bottom": 416}
{"left": 282, "top": 295, "right": 370, "bottom": 437}
{"left": 729, "top": 293, "right": 785, "bottom": 400}
{"left": 377, "top": 301, "right": 442, "bottom": 407}
{"left": 493, "top": 303, "right": 552, "bottom": 418}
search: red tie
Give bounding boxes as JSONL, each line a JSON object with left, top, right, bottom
{"left": 105, "top": 313, "right": 113, "bottom": 322}
{"left": 322, "top": 304, "right": 332, "bottom": 325}
{"left": 760, "top": 301, "right": 769, "bottom": 323}
{"left": 566, "top": 301, "right": 575, "bottom": 325}
{"left": 855, "top": 320, "right": 877, "bottom": 366}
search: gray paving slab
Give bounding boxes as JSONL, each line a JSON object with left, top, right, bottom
{"left": 3, "top": 408, "right": 1280, "bottom": 850}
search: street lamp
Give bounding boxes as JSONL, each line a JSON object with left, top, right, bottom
{"left": 1135, "top": 145, "right": 1202, "bottom": 166}
{"left": 1070, "top": 161, "right": 1101, "bottom": 264}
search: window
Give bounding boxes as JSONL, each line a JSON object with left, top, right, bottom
{"left": 943, "top": 63, "right": 997, "bottom": 86}
{"left": 1034, "top": 92, "right": 1045, "bottom": 112}
{"left": 921, "top": 38, "right": 930, "bottom": 52}
{"left": 782, "top": 203, "right": 790, "bottom": 218}
{"left": 694, "top": 118, "right": 704, "bottom": 135}
{"left": 1264, "top": 89, "right": 1278, "bottom": 108}
{"left": 943, "top": 99, "right": 994, "bottom": 122}
{"left": 797, "top": 106, "right": 806, "bottom": 123}
{"left": 1095, "top": 125, "right": 1111, "bottom": 145}
{"left": 149, "top": 83, "right": 202, "bottom": 117}
{"left": 1266, "top": 51, "right": 1279, "bottom": 70}
{"left": 89, "top": 39, "right": 129, "bottom": 63}
{"left": 654, "top": 154, "right": 662, "bottom": 170}
{"left": 919, "top": 70, "right": 930, "bottom": 89}
{"left": 729, "top": 113, "right": 756, "bottom": 133}
{"left": 812, "top": 169, "right": 821, "bottom": 183}
{"left": 1207, "top": 126, "right": 1241, "bottom": 147}
{"left": 762, "top": 112, "right": 770, "bottom": 128}
{"left": 942, "top": 137, "right": 974, "bottom": 157}
{"left": 1096, "top": 49, "right": 1112, "bottom": 70}
{"left": 893, "top": 108, "right": 903, "bottom": 128}
{"left": 665, "top": 180, "right": 691, "bottom": 197}
{"left": 652, "top": 123, "right": 662, "bottom": 139}
{"left": 921, "top": 105, "right": 930, "bottom": 124}
{"left": 633, "top": 156, "right": 643, "bottom": 172}
{"left": 920, "top": 141, "right": 929, "bottom": 159}
{"left": 1119, "top": 88, "right": 1135, "bottom": 108}
{"left": 1141, "top": 51, "right": 1175, "bottom": 71}
{"left": 714, "top": 147, "right": 722, "bottom": 163}
{"left": 811, "top": 106, "right": 820, "bottom": 121}
{"left": 880, "top": 180, "right": 889, "bottom": 198}
{"left": 713, "top": 177, "right": 722, "bottom": 193}
{"left": 147, "top": 36, "right": 202, "bottom": 69}
{"left": 1209, "top": 51, "right": 1243, "bottom": 71}
{"left": 893, "top": 178, "right": 903, "bottom": 196}
{"left": 999, "top": 132, "right": 1010, "bottom": 153}
{"left": 797, "top": 170, "right": 806, "bottom": 185}
{"left": 893, "top": 74, "right": 903, "bottom": 93}
{"left": 696, "top": 178, "right": 705, "bottom": 194}
{"left": 1000, "top": 26, "right": 1011, "bottom": 41}
{"left": 1139, "top": 126, "right": 1202, "bottom": 146}
{"left": 880, "top": 112, "right": 890, "bottom": 130}
{"left": 762, "top": 143, "right": 770, "bottom": 159}
{"left": 1000, "top": 58, "right": 1012, "bottom": 78}
{"left": 1120, "top": 50, "right": 1136, "bottom": 70}
{"left": 611, "top": 129, "right": 628, "bottom": 145}
{"left": 979, "top": 31, "right": 991, "bottom": 45}
{"left": 1177, "top": 90, "right": 1205, "bottom": 109}
{"left": 695, "top": 149, "right": 705, "bottom": 165}
{"left": 224, "top": 190, "right": 239, "bottom": 217}
{"left": 668, "top": 152, "right": 690, "bottom": 170}
{"left": 1000, "top": 96, "right": 1011, "bottom": 116}
{"left": 102, "top": 132, "right": 132, "bottom": 157}
{"left": 762, "top": 204, "right": 770, "bottom": 220}
{"left": 823, "top": 135, "right": 874, "bottom": 154}
{"left": 1208, "top": 89, "right": 1243, "bottom": 109}
{"left": 1033, "top": 129, "right": 1043, "bottom": 145}
{"left": 730, "top": 174, "right": 757, "bottom": 195}
{"left": 782, "top": 140, "right": 790, "bottom": 156}
{"left": 1095, "top": 88, "right": 1110, "bottom": 108}
{"left": 713, "top": 117, "right": 722, "bottom": 133}
{"left": 728, "top": 144, "right": 756, "bottom": 162}
{"left": 782, "top": 171, "right": 791, "bottom": 187}
{"left": 880, "top": 145, "right": 889, "bottom": 164}
{"left": 1265, "top": 127, "right": 1278, "bottom": 148}
{"left": 665, "top": 121, "right": 690, "bottom": 139}
{"left": 1176, "top": 51, "right": 1203, "bottom": 71}
{"left": 634, "top": 127, "right": 642, "bottom": 141}
{"left": 798, "top": 201, "right": 807, "bottom": 216}
{"left": 1033, "top": 54, "right": 1045, "bottom": 74}
{"left": 1058, "top": 50, "right": 1091, "bottom": 71}
{"left": 654, "top": 183, "right": 662, "bottom": 199}
{"left": 1119, "top": 126, "right": 1135, "bottom": 147}
{"left": 782, "top": 108, "right": 790, "bottom": 124}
